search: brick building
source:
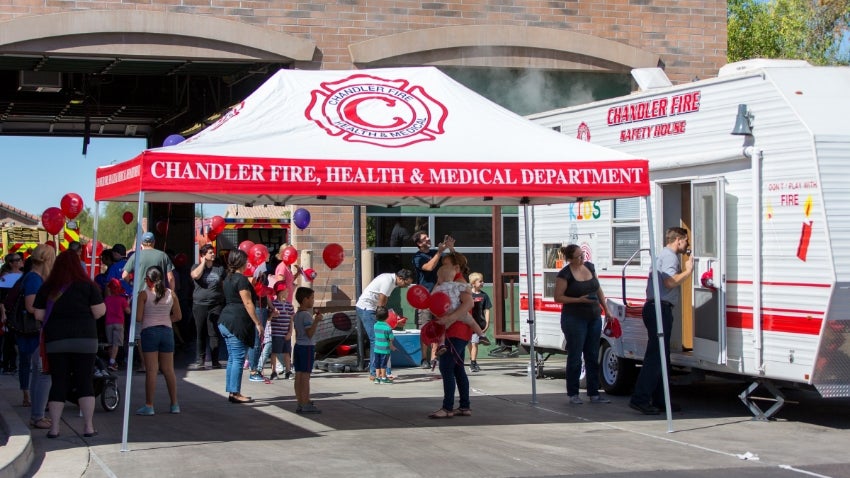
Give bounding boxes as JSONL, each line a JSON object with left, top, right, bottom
{"left": 0, "top": 1, "right": 727, "bottom": 309}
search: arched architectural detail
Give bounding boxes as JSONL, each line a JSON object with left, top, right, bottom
{"left": 0, "top": 11, "right": 316, "bottom": 61}
{"left": 350, "top": 25, "right": 659, "bottom": 71}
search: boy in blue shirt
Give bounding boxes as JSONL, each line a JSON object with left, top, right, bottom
{"left": 293, "top": 287, "right": 323, "bottom": 413}
{"left": 372, "top": 306, "right": 396, "bottom": 384}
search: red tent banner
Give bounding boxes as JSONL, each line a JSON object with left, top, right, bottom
{"left": 95, "top": 67, "right": 648, "bottom": 206}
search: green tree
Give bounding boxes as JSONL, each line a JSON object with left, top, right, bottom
{"left": 728, "top": 0, "right": 850, "bottom": 64}
{"left": 90, "top": 202, "right": 138, "bottom": 248}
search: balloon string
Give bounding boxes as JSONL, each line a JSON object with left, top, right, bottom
{"left": 319, "top": 275, "right": 332, "bottom": 306}
{"left": 163, "top": 203, "right": 172, "bottom": 250}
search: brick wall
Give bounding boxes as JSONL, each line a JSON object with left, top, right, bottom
{"left": 0, "top": 0, "right": 727, "bottom": 83}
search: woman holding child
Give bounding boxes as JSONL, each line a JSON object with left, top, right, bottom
{"left": 428, "top": 252, "right": 475, "bottom": 419}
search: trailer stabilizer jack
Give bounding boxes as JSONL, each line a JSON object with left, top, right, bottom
{"left": 739, "top": 380, "right": 786, "bottom": 421}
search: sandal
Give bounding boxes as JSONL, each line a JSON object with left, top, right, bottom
{"left": 30, "top": 417, "right": 52, "bottom": 429}
{"left": 452, "top": 408, "right": 472, "bottom": 417}
{"left": 428, "top": 408, "right": 454, "bottom": 419}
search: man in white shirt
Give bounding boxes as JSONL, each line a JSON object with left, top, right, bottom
{"left": 355, "top": 269, "right": 414, "bottom": 381}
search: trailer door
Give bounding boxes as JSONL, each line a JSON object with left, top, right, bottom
{"left": 691, "top": 179, "right": 726, "bottom": 364}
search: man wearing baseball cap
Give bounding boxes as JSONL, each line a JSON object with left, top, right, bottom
{"left": 122, "top": 232, "right": 176, "bottom": 291}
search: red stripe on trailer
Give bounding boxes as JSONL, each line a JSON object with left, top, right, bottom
{"left": 726, "top": 311, "right": 822, "bottom": 335}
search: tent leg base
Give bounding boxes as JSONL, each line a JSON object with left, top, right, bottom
{"left": 738, "top": 379, "right": 785, "bottom": 421}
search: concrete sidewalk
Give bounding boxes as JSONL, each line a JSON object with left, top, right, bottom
{"left": 2, "top": 356, "right": 850, "bottom": 477}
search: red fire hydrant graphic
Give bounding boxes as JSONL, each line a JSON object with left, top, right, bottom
{"left": 796, "top": 195, "right": 813, "bottom": 262}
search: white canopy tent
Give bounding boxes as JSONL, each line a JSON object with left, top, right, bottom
{"left": 91, "top": 67, "right": 672, "bottom": 448}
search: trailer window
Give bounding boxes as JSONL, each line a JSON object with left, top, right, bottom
{"left": 612, "top": 198, "right": 640, "bottom": 265}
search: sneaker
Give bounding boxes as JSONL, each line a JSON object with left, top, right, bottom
{"left": 170, "top": 404, "right": 181, "bottom": 414}
{"left": 249, "top": 373, "right": 264, "bottom": 382}
{"left": 470, "top": 361, "right": 480, "bottom": 372}
{"left": 187, "top": 362, "right": 205, "bottom": 370}
{"left": 210, "top": 363, "right": 223, "bottom": 369}
{"left": 478, "top": 336, "right": 491, "bottom": 346}
{"left": 588, "top": 395, "right": 611, "bottom": 404}
{"left": 284, "top": 371, "right": 292, "bottom": 380}
{"left": 569, "top": 395, "right": 584, "bottom": 405}
{"left": 297, "top": 404, "right": 321, "bottom": 414}
{"left": 382, "top": 378, "right": 393, "bottom": 385}
{"left": 135, "top": 405, "right": 155, "bottom": 416}
{"left": 420, "top": 359, "right": 430, "bottom": 369}
{"left": 373, "top": 378, "right": 382, "bottom": 384}
{"left": 269, "top": 372, "right": 279, "bottom": 381}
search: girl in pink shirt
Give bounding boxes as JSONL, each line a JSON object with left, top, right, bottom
{"left": 135, "top": 266, "right": 182, "bottom": 416}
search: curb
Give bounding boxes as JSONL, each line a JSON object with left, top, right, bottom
{"left": 0, "top": 397, "right": 34, "bottom": 478}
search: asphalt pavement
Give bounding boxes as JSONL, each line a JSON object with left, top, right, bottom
{"left": 2, "top": 352, "right": 850, "bottom": 478}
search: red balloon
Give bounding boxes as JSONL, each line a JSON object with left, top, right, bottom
{"left": 84, "top": 240, "right": 104, "bottom": 258}
{"left": 248, "top": 244, "right": 269, "bottom": 266}
{"left": 155, "top": 220, "right": 168, "bottom": 236}
{"left": 60, "top": 193, "right": 84, "bottom": 220}
{"left": 238, "top": 240, "right": 255, "bottom": 254}
{"left": 122, "top": 211, "right": 134, "bottom": 224}
{"left": 207, "top": 229, "right": 218, "bottom": 241}
{"left": 302, "top": 268, "right": 317, "bottom": 281}
{"left": 406, "top": 285, "right": 431, "bottom": 309}
{"left": 420, "top": 320, "right": 446, "bottom": 346}
{"left": 322, "top": 243, "right": 345, "bottom": 270}
{"left": 173, "top": 252, "right": 189, "bottom": 268}
{"left": 429, "top": 291, "right": 453, "bottom": 317}
{"left": 243, "top": 261, "right": 256, "bottom": 277}
{"left": 41, "top": 207, "right": 65, "bottom": 235}
{"left": 210, "top": 215, "right": 226, "bottom": 235}
{"left": 281, "top": 246, "right": 298, "bottom": 266}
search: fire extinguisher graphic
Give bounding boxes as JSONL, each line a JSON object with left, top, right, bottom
{"left": 796, "top": 195, "right": 813, "bottom": 262}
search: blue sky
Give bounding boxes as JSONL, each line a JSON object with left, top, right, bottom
{"left": 0, "top": 136, "right": 226, "bottom": 219}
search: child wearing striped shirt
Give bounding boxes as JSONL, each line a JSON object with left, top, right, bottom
{"left": 372, "top": 306, "right": 396, "bottom": 384}
{"left": 269, "top": 280, "right": 295, "bottom": 380}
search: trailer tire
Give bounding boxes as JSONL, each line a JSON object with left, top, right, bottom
{"left": 599, "top": 341, "right": 636, "bottom": 395}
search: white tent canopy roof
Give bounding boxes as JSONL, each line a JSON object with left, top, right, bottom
{"left": 95, "top": 67, "right": 648, "bottom": 206}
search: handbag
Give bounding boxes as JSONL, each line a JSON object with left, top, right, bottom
{"left": 39, "top": 285, "right": 68, "bottom": 375}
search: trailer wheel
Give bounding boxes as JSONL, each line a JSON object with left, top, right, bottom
{"left": 599, "top": 341, "right": 636, "bottom": 395}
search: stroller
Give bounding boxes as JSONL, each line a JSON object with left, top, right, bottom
{"left": 68, "top": 355, "right": 121, "bottom": 412}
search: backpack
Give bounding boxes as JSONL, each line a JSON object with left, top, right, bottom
{"left": 3, "top": 272, "right": 40, "bottom": 336}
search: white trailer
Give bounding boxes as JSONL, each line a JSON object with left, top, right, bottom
{"left": 521, "top": 60, "right": 850, "bottom": 418}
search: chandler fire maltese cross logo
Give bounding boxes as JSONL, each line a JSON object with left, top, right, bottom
{"left": 306, "top": 74, "right": 448, "bottom": 148}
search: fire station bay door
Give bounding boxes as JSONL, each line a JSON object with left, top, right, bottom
{"left": 691, "top": 178, "right": 726, "bottom": 364}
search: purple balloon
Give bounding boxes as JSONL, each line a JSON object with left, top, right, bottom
{"left": 293, "top": 208, "right": 311, "bottom": 230}
{"left": 163, "top": 134, "right": 185, "bottom": 147}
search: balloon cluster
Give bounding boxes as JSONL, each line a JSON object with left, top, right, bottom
{"left": 41, "top": 193, "right": 84, "bottom": 235}
{"left": 406, "top": 286, "right": 453, "bottom": 317}
{"left": 237, "top": 240, "right": 272, "bottom": 277}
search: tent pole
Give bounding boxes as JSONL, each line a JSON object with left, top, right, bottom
{"left": 644, "top": 195, "right": 674, "bottom": 432}
{"left": 522, "top": 204, "right": 538, "bottom": 404}
{"left": 353, "top": 206, "right": 365, "bottom": 372}
{"left": 121, "top": 193, "right": 146, "bottom": 452}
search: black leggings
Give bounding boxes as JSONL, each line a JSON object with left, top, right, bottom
{"left": 47, "top": 352, "right": 96, "bottom": 402}
{"left": 193, "top": 303, "right": 222, "bottom": 363}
